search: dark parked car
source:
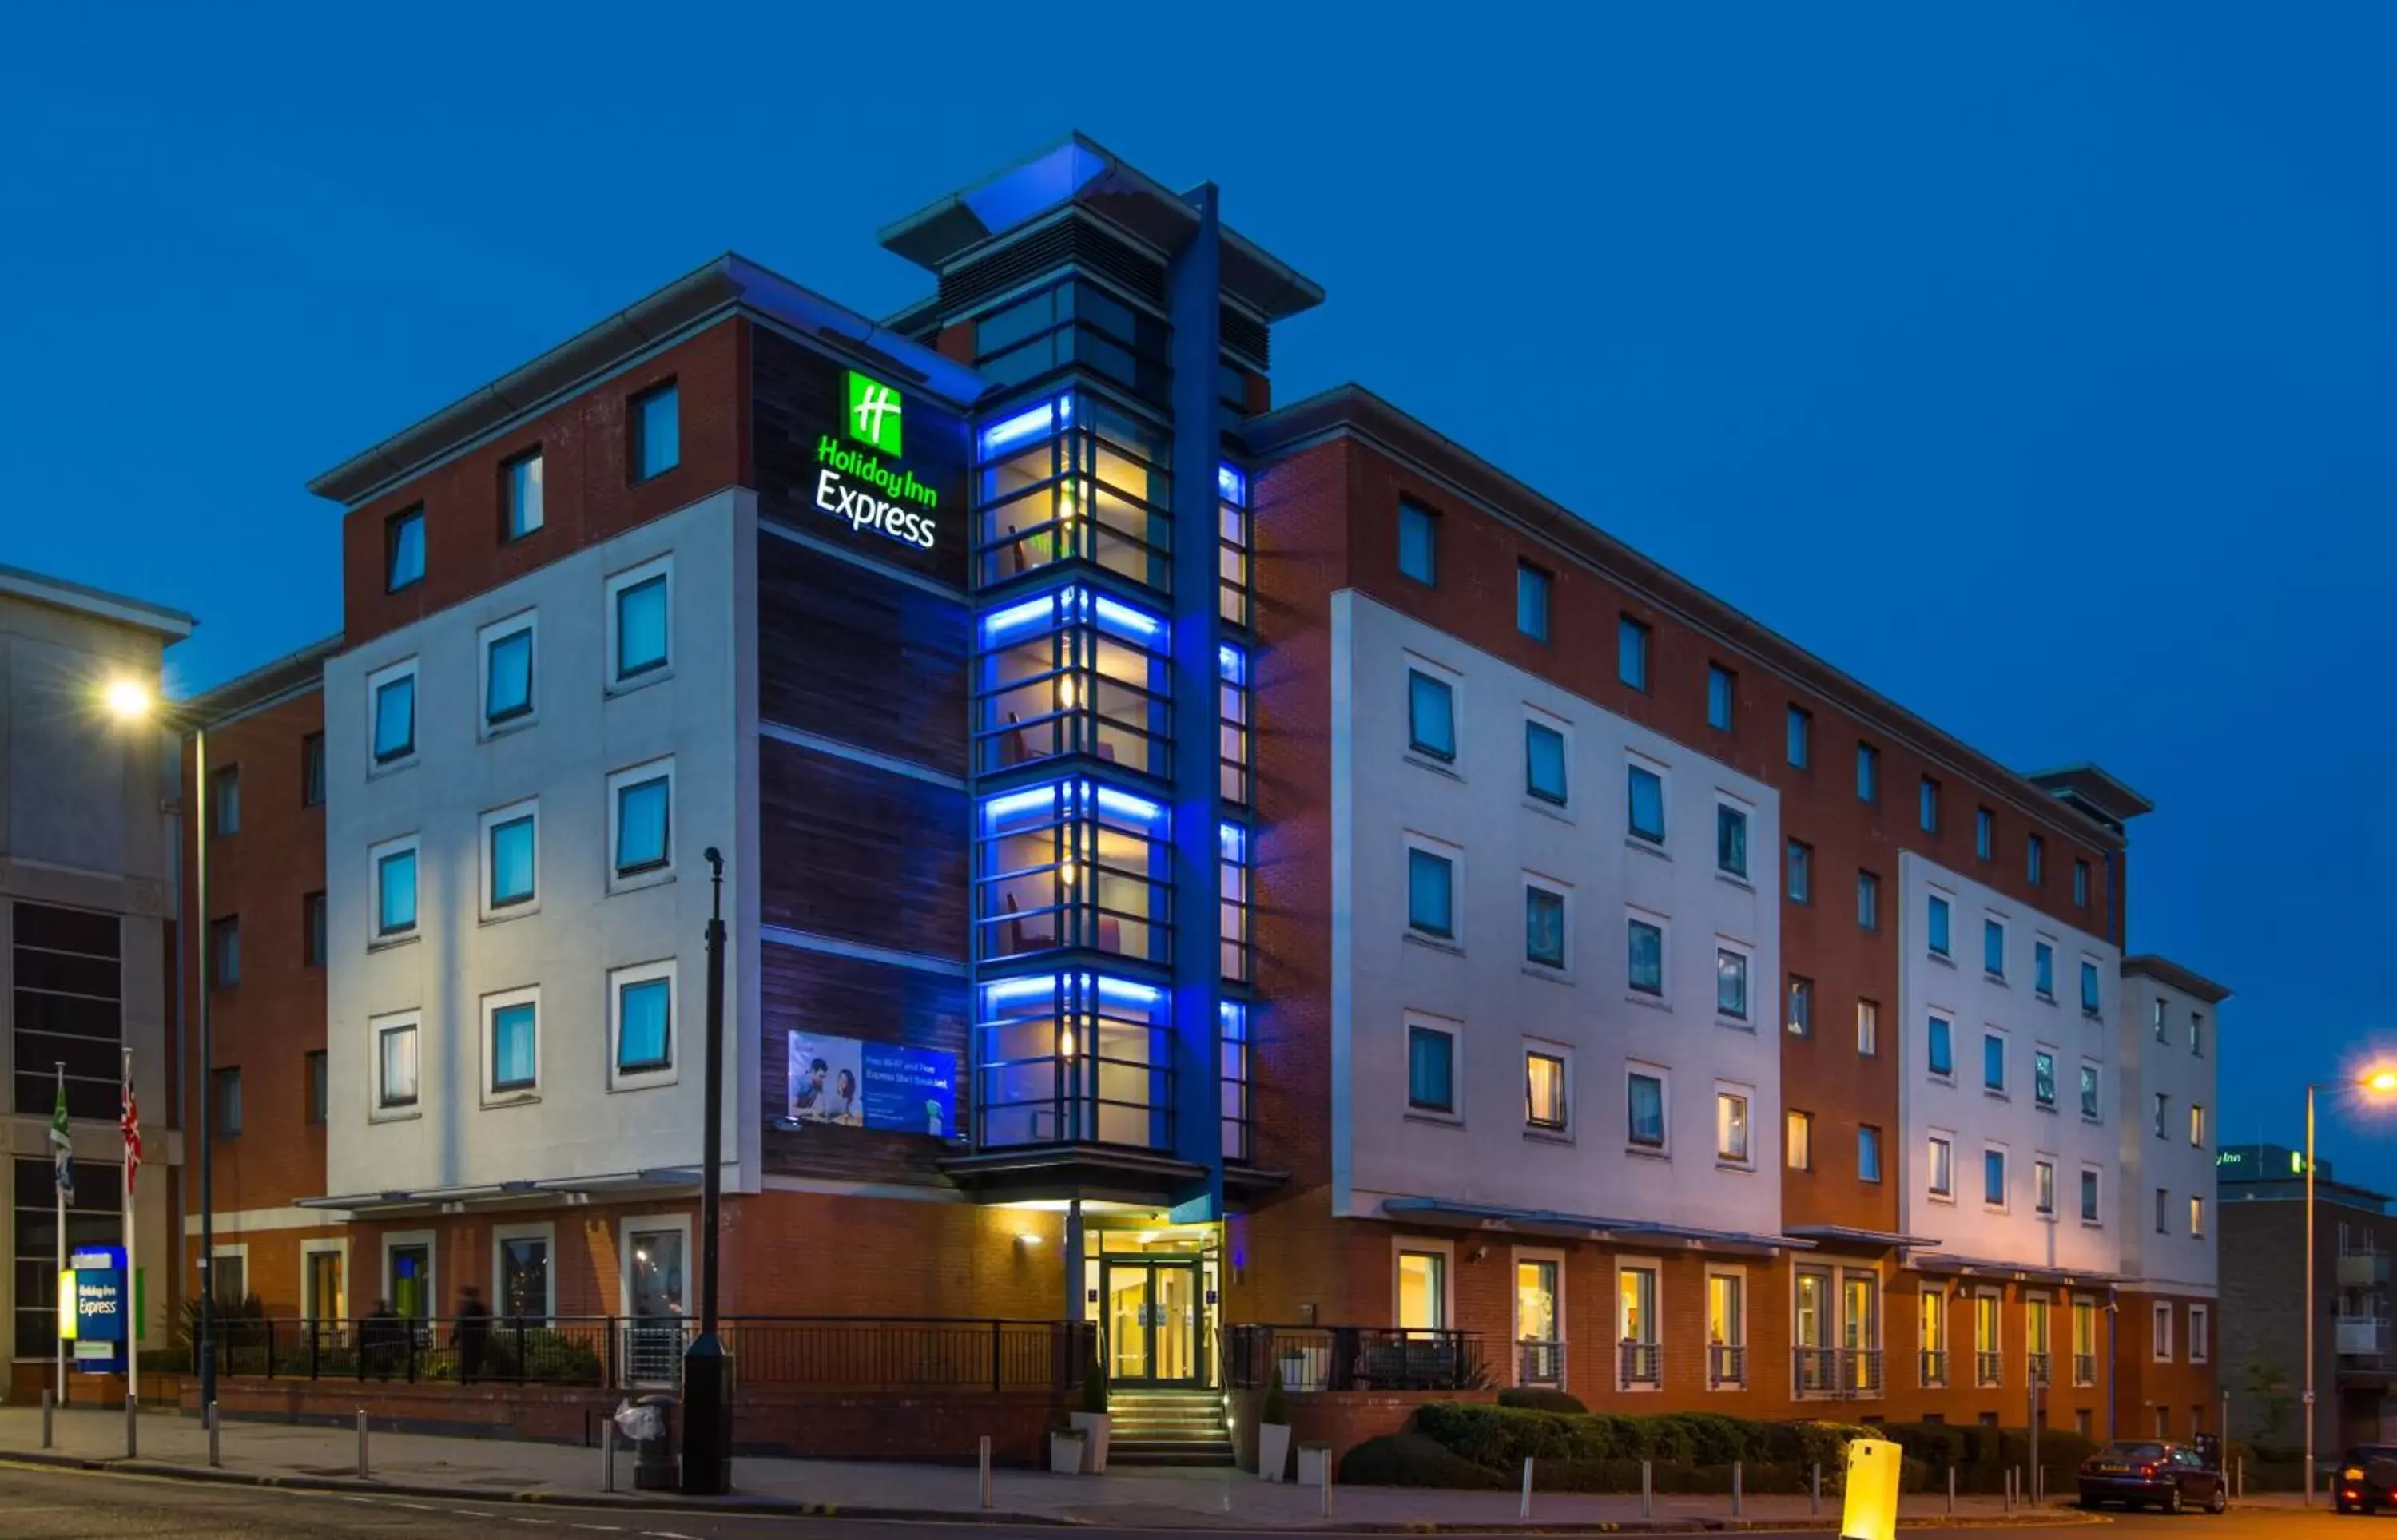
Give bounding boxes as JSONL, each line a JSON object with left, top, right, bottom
{"left": 2335, "top": 1445, "right": 2397, "bottom": 1514}
{"left": 2077, "top": 1440, "right": 2228, "bottom": 1513}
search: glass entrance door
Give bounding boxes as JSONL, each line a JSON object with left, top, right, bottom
{"left": 1103, "top": 1260, "right": 1200, "bottom": 1386}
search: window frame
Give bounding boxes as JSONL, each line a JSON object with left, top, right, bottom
{"left": 301, "top": 732, "right": 326, "bottom": 808}
{"left": 478, "top": 609, "right": 539, "bottom": 735}
{"left": 1626, "top": 910, "right": 1668, "bottom": 1000}
{"left": 1524, "top": 878, "right": 1570, "bottom": 973}
{"left": 2026, "top": 833, "right": 2045, "bottom": 887}
{"left": 1406, "top": 1012, "right": 1462, "bottom": 1121}
{"left": 364, "top": 657, "right": 420, "bottom": 772}
{"left": 2073, "top": 859, "right": 2092, "bottom": 908}
{"left": 1926, "top": 1012, "right": 1955, "bottom": 1080}
{"left": 501, "top": 447, "right": 546, "bottom": 541}
{"left": 1626, "top": 757, "right": 1668, "bottom": 846}
{"left": 384, "top": 505, "right": 425, "bottom": 593}
{"left": 2080, "top": 1059, "right": 2103, "bottom": 1122}
{"left": 1857, "top": 869, "right": 1880, "bottom": 931}
{"left": 2033, "top": 937, "right": 2057, "bottom": 1001}
{"left": 1919, "top": 776, "right": 1942, "bottom": 835}
{"left": 1983, "top": 915, "right": 2007, "bottom": 980}
{"left": 630, "top": 380, "right": 681, "bottom": 482}
{"left": 305, "top": 1048, "right": 328, "bottom": 1125}
{"left": 2034, "top": 1158, "right": 2057, "bottom": 1218}
{"left": 1516, "top": 561, "right": 1551, "bottom": 641}
{"left": 210, "top": 1065, "right": 244, "bottom": 1138}
{"left": 1715, "top": 1083, "right": 1754, "bottom": 1167}
{"left": 1856, "top": 740, "right": 1879, "bottom": 804}
{"left": 1626, "top": 1062, "right": 1671, "bottom": 1153}
{"left": 1786, "top": 705, "right": 1812, "bottom": 768}
{"left": 1524, "top": 712, "right": 1569, "bottom": 807}
{"left": 1974, "top": 806, "right": 1995, "bottom": 861}
{"left": 1858, "top": 1124, "right": 1884, "bottom": 1183}
{"left": 2081, "top": 1165, "right": 2102, "bottom": 1224}
{"left": 1927, "top": 1132, "right": 1954, "bottom": 1199}
{"left": 482, "top": 984, "right": 542, "bottom": 1103}
{"left": 1617, "top": 615, "right": 1651, "bottom": 691}
{"left": 608, "top": 959, "right": 679, "bottom": 1090}
{"left": 1715, "top": 796, "right": 1751, "bottom": 881}
{"left": 491, "top": 1220, "right": 559, "bottom": 1323}
{"left": 2190, "top": 1304, "right": 2209, "bottom": 1363}
{"left": 303, "top": 889, "right": 328, "bottom": 968}
{"left": 605, "top": 554, "right": 674, "bottom": 689}
{"left": 1524, "top": 1041, "right": 1571, "bottom": 1133}
{"left": 1404, "top": 834, "right": 1461, "bottom": 943}
{"left": 1785, "top": 973, "right": 1813, "bottom": 1038}
{"left": 371, "top": 1010, "right": 422, "bottom": 1118}
{"left": 2081, "top": 958, "right": 2103, "bottom": 1018}
{"left": 1982, "top": 1029, "right": 2008, "bottom": 1095}
{"left": 1715, "top": 939, "right": 1752, "bottom": 1024}
{"left": 606, "top": 756, "right": 676, "bottom": 891}
{"left": 1926, "top": 892, "right": 1952, "bottom": 959}
{"left": 2153, "top": 1301, "right": 2174, "bottom": 1362}
{"left": 2033, "top": 1046, "right": 2057, "bottom": 1109}
{"left": 1397, "top": 499, "right": 1439, "bottom": 585}
{"left": 1786, "top": 839, "right": 1812, "bottom": 904}
{"left": 479, "top": 798, "right": 541, "bottom": 921}
{"left": 209, "top": 914, "right": 241, "bottom": 988}
{"left": 367, "top": 832, "right": 422, "bottom": 945}
{"left": 1706, "top": 663, "right": 1736, "bottom": 732}
{"left": 1856, "top": 998, "right": 1880, "bottom": 1057}
{"left": 1982, "top": 1145, "right": 2010, "bottom": 1211}
{"left": 1785, "top": 1108, "right": 1814, "bottom": 1172}
{"left": 1405, "top": 663, "right": 1459, "bottom": 764}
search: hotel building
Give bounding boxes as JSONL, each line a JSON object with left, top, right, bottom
{"left": 175, "top": 136, "right": 2220, "bottom": 1453}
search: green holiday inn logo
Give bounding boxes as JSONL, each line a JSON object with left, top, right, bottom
{"left": 845, "top": 370, "right": 904, "bottom": 456}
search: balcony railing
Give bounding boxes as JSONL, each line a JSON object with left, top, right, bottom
{"left": 1708, "top": 1343, "right": 1746, "bottom": 1387}
{"left": 2341, "top": 1250, "right": 2392, "bottom": 1287}
{"left": 1226, "top": 1325, "right": 1489, "bottom": 1393}
{"left": 2073, "top": 1351, "right": 2098, "bottom": 1386}
{"left": 2338, "top": 1316, "right": 2392, "bottom": 1356}
{"left": 1795, "top": 1347, "right": 1882, "bottom": 1396}
{"left": 1620, "top": 1340, "right": 1662, "bottom": 1387}
{"left": 1795, "top": 1347, "right": 1835, "bottom": 1395}
{"left": 2028, "top": 1351, "right": 2053, "bottom": 1387}
{"left": 1517, "top": 1339, "right": 1564, "bottom": 1387}
{"left": 1975, "top": 1350, "right": 2004, "bottom": 1387}
{"left": 194, "top": 1316, "right": 1095, "bottom": 1393}
{"left": 1920, "top": 1348, "right": 1949, "bottom": 1387}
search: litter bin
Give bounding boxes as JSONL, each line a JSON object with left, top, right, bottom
{"left": 1841, "top": 1437, "right": 1902, "bottom": 1540}
{"left": 614, "top": 1395, "right": 679, "bottom": 1490}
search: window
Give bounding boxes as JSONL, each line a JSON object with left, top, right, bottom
{"left": 609, "top": 760, "right": 674, "bottom": 882}
{"left": 1397, "top": 500, "right": 1438, "bottom": 584}
{"left": 1982, "top": 1032, "right": 2005, "bottom": 1092}
{"left": 2154, "top": 1186, "right": 2169, "bottom": 1235}
{"left": 1707, "top": 1274, "right": 1746, "bottom": 1375}
{"left": 1716, "top": 947, "right": 1749, "bottom": 1020}
{"left": 503, "top": 450, "right": 544, "bottom": 539}
{"left": 1628, "top": 917, "right": 1664, "bottom": 995}
{"left": 1975, "top": 1294, "right": 2003, "bottom": 1383}
{"left": 376, "top": 1016, "right": 420, "bottom": 1109}
{"left": 1921, "top": 1288, "right": 1948, "bottom": 1381}
{"left": 2033, "top": 1050, "right": 2056, "bottom": 1107}
{"left": 1787, "top": 840, "right": 1812, "bottom": 903}
{"left": 632, "top": 382, "right": 679, "bottom": 480}
{"left": 1627, "top": 763, "right": 1665, "bottom": 843}
{"left": 1407, "top": 847, "right": 1454, "bottom": 939}
{"left": 1628, "top": 1070, "right": 1666, "bottom": 1149}
{"left": 2153, "top": 1302, "right": 2173, "bottom": 1361}
{"left": 2027, "top": 834, "right": 2045, "bottom": 886}
{"left": 2152, "top": 999, "right": 2168, "bottom": 1042}
{"left": 1715, "top": 802, "right": 1748, "bottom": 878}
{"left": 303, "top": 891, "right": 327, "bottom": 967}
{"left": 1975, "top": 807, "right": 1994, "bottom": 860}
{"left": 2073, "top": 859, "right": 2091, "bottom": 908}
{"left": 2190, "top": 1011, "right": 2205, "bottom": 1057}
{"left": 1618, "top": 1265, "right": 1660, "bottom": 1379}
{"left": 1919, "top": 776, "right": 1941, "bottom": 834}
{"left": 2035, "top": 1160, "right": 2056, "bottom": 1216}
{"left": 498, "top": 1229, "right": 552, "bottom": 1323}
{"left": 2033, "top": 940, "right": 2055, "bottom": 999}
{"left": 610, "top": 963, "right": 675, "bottom": 1078}
{"left": 1408, "top": 1023, "right": 1456, "bottom": 1114}
{"left": 482, "top": 616, "right": 535, "bottom": 726}
{"left": 1707, "top": 664, "right": 1735, "bottom": 731}
{"left": 1787, "top": 706, "right": 1811, "bottom": 768}
{"left": 2080, "top": 1062, "right": 2101, "bottom": 1120}
{"left": 1928, "top": 1135, "right": 1953, "bottom": 1197}
{"left": 306, "top": 1050, "right": 328, "bottom": 1125}
{"left": 1786, "top": 1110, "right": 1814, "bottom": 1171}
{"left": 209, "top": 766, "right": 240, "bottom": 836}
{"left": 2190, "top": 1304, "right": 2210, "bottom": 1363}
{"left": 1524, "top": 720, "right": 1568, "bottom": 804}
{"left": 2080, "top": 959, "right": 2101, "bottom": 1015}
{"left": 2081, "top": 1167, "right": 2101, "bottom": 1222}
{"left": 609, "top": 559, "right": 671, "bottom": 682}
{"left": 368, "top": 658, "right": 418, "bottom": 766}
{"left": 1525, "top": 885, "right": 1566, "bottom": 968}
{"left": 1858, "top": 870, "right": 1880, "bottom": 930}
{"left": 1525, "top": 1050, "right": 1568, "bottom": 1130}
{"left": 1856, "top": 999, "right": 1880, "bottom": 1056}
{"left": 1397, "top": 1250, "right": 1448, "bottom": 1331}
{"left": 1983, "top": 918, "right": 2005, "bottom": 978}
{"left": 1618, "top": 616, "right": 1650, "bottom": 689}
{"left": 1859, "top": 1125, "right": 1883, "bottom": 1182}
{"left": 1983, "top": 1148, "right": 2007, "bottom": 1207}
{"left": 384, "top": 506, "right": 425, "bottom": 592}
{"left": 1406, "top": 669, "right": 1455, "bottom": 760}
{"left": 1786, "top": 974, "right": 1812, "bottom": 1037}
{"left": 1927, "top": 1014, "right": 1954, "bottom": 1078}
{"left": 2190, "top": 1104, "right": 2205, "bottom": 1147}
{"left": 1716, "top": 1090, "right": 1751, "bottom": 1162}
{"left": 372, "top": 835, "right": 419, "bottom": 939}
{"left": 487, "top": 990, "right": 538, "bottom": 1095}
{"left": 301, "top": 732, "right": 325, "bottom": 807}
{"left": 1856, "top": 741, "right": 1879, "bottom": 803}
{"left": 211, "top": 1066, "right": 243, "bottom": 1137}
{"left": 1517, "top": 562, "right": 1551, "bottom": 640}
{"left": 2189, "top": 1194, "right": 2205, "bottom": 1236}
{"left": 1927, "top": 895, "right": 1950, "bottom": 956}
{"left": 209, "top": 915, "right": 240, "bottom": 987}
{"left": 485, "top": 803, "right": 538, "bottom": 912}
{"left": 2153, "top": 1092, "right": 2168, "bottom": 1139}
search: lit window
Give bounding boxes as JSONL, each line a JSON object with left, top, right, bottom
{"left": 1517, "top": 562, "right": 1551, "bottom": 641}
{"left": 2033, "top": 1050, "right": 2056, "bottom": 1107}
{"left": 1409, "top": 1024, "right": 1455, "bottom": 1113}
{"left": 1787, "top": 706, "right": 1811, "bottom": 768}
{"left": 1859, "top": 1125, "right": 1883, "bottom": 1182}
{"left": 1975, "top": 807, "right": 1994, "bottom": 860}
{"left": 612, "top": 567, "right": 670, "bottom": 681}
{"left": 1716, "top": 1090, "right": 1751, "bottom": 1162}
{"left": 2190, "top": 1105, "right": 2205, "bottom": 1147}
{"left": 1927, "top": 895, "right": 1951, "bottom": 956}
{"left": 1525, "top": 886, "right": 1566, "bottom": 969}
{"left": 1716, "top": 947, "right": 1749, "bottom": 1020}
{"left": 385, "top": 506, "right": 424, "bottom": 592}
{"left": 1787, "top": 839, "right": 1812, "bottom": 903}
{"left": 1407, "top": 669, "right": 1455, "bottom": 760}
{"left": 1856, "top": 741, "right": 1879, "bottom": 803}
{"left": 1928, "top": 1135, "right": 1953, "bottom": 1196}
{"left": 1398, "top": 500, "right": 1438, "bottom": 584}
{"left": 1786, "top": 975, "right": 1812, "bottom": 1037}
{"left": 2190, "top": 1195, "right": 2204, "bottom": 1236}
{"left": 1858, "top": 870, "right": 1880, "bottom": 930}
{"left": 1628, "top": 1072, "right": 1666, "bottom": 1149}
{"left": 633, "top": 382, "right": 680, "bottom": 481}
{"left": 1856, "top": 999, "right": 1879, "bottom": 1056}
{"left": 1707, "top": 664, "right": 1735, "bottom": 731}
{"left": 1524, "top": 720, "right": 1567, "bottom": 804}
{"left": 1628, "top": 918, "right": 1664, "bottom": 995}
{"left": 1786, "top": 1109, "right": 1813, "bottom": 1170}
{"left": 1984, "top": 1149, "right": 2007, "bottom": 1207}
{"left": 1927, "top": 1014, "right": 1954, "bottom": 1078}
{"left": 1526, "top": 1050, "right": 1568, "bottom": 1130}
{"left": 1618, "top": 616, "right": 1650, "bottom": 689}
{"left": 1407, "top": 847, "right": 1453, "bottom": 938}
{"left": 1919, "top": 776, "right": 1941, "bottom": 834}
{"left": 503, "top": 450, "right": 544, "bottom": 540}
{"left": 1716, "top": 803, "right": 1748, "bottom": 878}
{"left": 1982, "top": 1033, "right": 2005, "bottom": 1092}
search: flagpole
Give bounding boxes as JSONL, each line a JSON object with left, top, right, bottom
{"left": 123, "top": 1046, "right": 138, "bottom": 1411}
{"left": 54, "top": 1062, "right": 67, "bottom": 1407}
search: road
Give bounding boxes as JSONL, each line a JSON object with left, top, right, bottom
{"left": 0, "top": 1461, "right": 2356, "bottom": 1538}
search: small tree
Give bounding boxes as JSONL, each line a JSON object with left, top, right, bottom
{"left": 1262, "top": 1367, "right": 1289, "bottom": 1427}
{"left": 2242, "top": 1356, "right": 2294, "bottom": 1444}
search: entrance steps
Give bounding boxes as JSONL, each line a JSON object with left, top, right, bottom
{"left": 1107, "top": 1389, "right": 1234, "bottom": 1467}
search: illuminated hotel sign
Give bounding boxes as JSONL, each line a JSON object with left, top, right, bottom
{"left": 814, "top": 370, "right": 940, "bottom": 551}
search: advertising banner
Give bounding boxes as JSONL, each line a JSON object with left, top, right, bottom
{"left": 62, "top": 1244, "right": 129, "bottom": 1371}
{"left": 787, "top": 1031, "right": 957, "bottom": 1138}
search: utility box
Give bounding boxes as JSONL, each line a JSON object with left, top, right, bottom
{"left": 1841, "top": 1437, "right": 1902, "bottom": 1540}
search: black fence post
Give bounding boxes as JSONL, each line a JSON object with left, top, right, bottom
{"left": 264, "top": 1317, "right": 277, "bottom": 1380}
{"left": 405, "top": 1322, "right": 418, "bottom": 1384}
{"left": 605, "top": 1316, "right": 618, "bottom": 1390}
{"left": 356, "top": 1318, "right": 366, "bottom": 1382}
{"left": 515, "top": 1318, "right": 527, "bottom": 1385}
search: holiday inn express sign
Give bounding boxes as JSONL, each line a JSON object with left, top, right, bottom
{"left": 815, "top": 369, "right": 940, "bottom": 551}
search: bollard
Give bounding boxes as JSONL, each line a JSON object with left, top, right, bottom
{"left": 2238, "top": 1457, "right": 2245, "bottom": 1499}
{"left": 1520, "top": 1456, "right": 1534, "bottom": 1519}
{"left": 41, "top": 1389, "right": 53, "bottom": 1450}
{"left": 125, "top": 1392, "right": 137, "bottom": 1459}
{"left": 1811, "top": 1461, "right": 1822, "bottom": 1516}
{"left": 357, "top": 1410, "right": 370, "bottom": 1479}
{"left": 2005, "top": 1467, "right": 2014, "bottom": 1511}
{"left": 979, "top": 1435, "right": 993, "bottom": 1510}
{"left": 1321, "top": 1453, "right": 1333, "bottom": 1520}
{"left": 209, "top": 1401, "right": 221, "bottom": 1468}
{"left": 1732, "top": 1459, "right": 1743, "bottom": 1518}
{"left": 1642, "top": 1459, "right": 1654, "bottom": 1519}
{"left": 1946, "top": 1464, "right": 1956, "bottom": 1515}
{"left": 600, "top": 1418, "right": 614, "bottom": 1494}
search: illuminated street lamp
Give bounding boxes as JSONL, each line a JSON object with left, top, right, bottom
{"left": 2305, "top": 1069, "right": 2397, "bottom": 1506}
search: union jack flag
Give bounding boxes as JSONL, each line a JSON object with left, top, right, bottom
{"left": 121, "top": 1077, "right": 141, "bottom": 1193}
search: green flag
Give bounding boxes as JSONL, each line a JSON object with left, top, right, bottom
{"left": 50, "top": 1074, "right": 73, "bottom": 1201}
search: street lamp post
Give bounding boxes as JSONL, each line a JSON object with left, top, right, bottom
{"left": 679, "top": 847, "right": 732, "bottom": 1495}
{"left": 2304, "top": 1070, "right": 2397, "bottom": 1508}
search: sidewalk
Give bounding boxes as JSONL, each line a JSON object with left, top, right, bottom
{"left": 0, "top": 1403, "right": 2107, "bottom": 1530}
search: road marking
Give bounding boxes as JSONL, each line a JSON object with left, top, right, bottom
{"left": 640, "top": 1532, "right": 699, "bottom": 1538}
{"left": 568, "top": 1526, "right": 622, "bottom": 1534}
{"left": 452, "top": 1510, "right": 496, "bottom": 1518}
{"left": 394, "top": 1501, "right": 439, "bottom": 1510}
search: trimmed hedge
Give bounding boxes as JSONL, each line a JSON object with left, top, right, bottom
{"left": 1409, "top": 1403, "right": 1881, "bottom": 1492}
{"left": 1874, "top": 1423, "right": 2097, "bottom": 1495}
{"left": 1497, "top": 1387, "right": 1589, "bottom": 1414}
{"left": 1340, "top": 1432, "right": 1510, "bottom": 1489}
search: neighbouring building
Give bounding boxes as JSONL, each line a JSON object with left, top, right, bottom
{"left": 174, "top": 133, "right": 2225, "bottom": 1459}
{"left": 2220, "top": 1144, "right": 2394, "bottom": 1454}
{"left": 2, "top": 563, "right": 192, "bottom": 1400}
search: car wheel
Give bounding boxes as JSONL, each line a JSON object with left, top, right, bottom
{"left": 2165, "top": 1486, "right": 2184, "bottom": 1514}
{"left": 2207, "top": 1486, "right": 2227, "bottom": 1514}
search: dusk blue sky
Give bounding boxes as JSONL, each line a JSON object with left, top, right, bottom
{"left": 6, "top": 6, "right": 2391, "bottom": 1181}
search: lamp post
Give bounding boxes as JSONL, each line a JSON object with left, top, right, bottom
{"left": 2304, "top": 1070, "right": 2397, "bottom": 1507}
{"left": 680, "top": 847, "right": 731, "bottom": 1494}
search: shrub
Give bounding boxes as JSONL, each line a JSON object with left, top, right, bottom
{"left": 1339, "top": 1432, "right": 1508, "bottom": 1488}
{"left": 1408, "top": 1403, "right": 1875, "bottom": 1488}
{"left": 1498, "top": 1387, "right": 1588, "bottom": 1414}
{"left": 1874, "top": 1423, "right": 2099, "bottom": 1494}
{"left": 1262, "top": 1369, "right": 1288, "bottom": 1427}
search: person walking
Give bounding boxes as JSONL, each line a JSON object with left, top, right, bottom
{"left": 364, "top": 1299, "right": 402, "bottom": 1381}
{"left": 452, "top": 1284, "right": 492, "bottom": 1384}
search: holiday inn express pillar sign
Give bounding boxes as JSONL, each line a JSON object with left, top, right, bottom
{"left": 815, "top": 369, "right": 942, "bottom": 552}
{"left": 58, "top": 1244, "right": 139, "bottom": 1372}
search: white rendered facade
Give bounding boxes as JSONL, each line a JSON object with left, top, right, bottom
{"left": 2117, "top": 960, "right": 2223, "bottom": 1299}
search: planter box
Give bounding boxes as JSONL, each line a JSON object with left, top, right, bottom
{"left": 1258, "top": 1422, "right": 1293, "bottom": 1482}
{"left": 1050, "top": 1429, "right": 1087, "bottom": 1475}
{"left": 1070, "top": 1411, "right": 1111, "bottom": 1474}
{"left": 1298, "top": 1441, "right": 1334, "bottom": 1488}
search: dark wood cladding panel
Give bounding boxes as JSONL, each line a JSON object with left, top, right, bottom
{"left": 759, "top": 736, "right": 968, "bottom": 961}
{"left": 759, "top": 941, "right": 969, "bottom": 1186}
{"left": 752, "top": 327, "right": 971, "bottom": 592}
{"left": 757, "top": 534, "right": 968, "bottom": 771}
